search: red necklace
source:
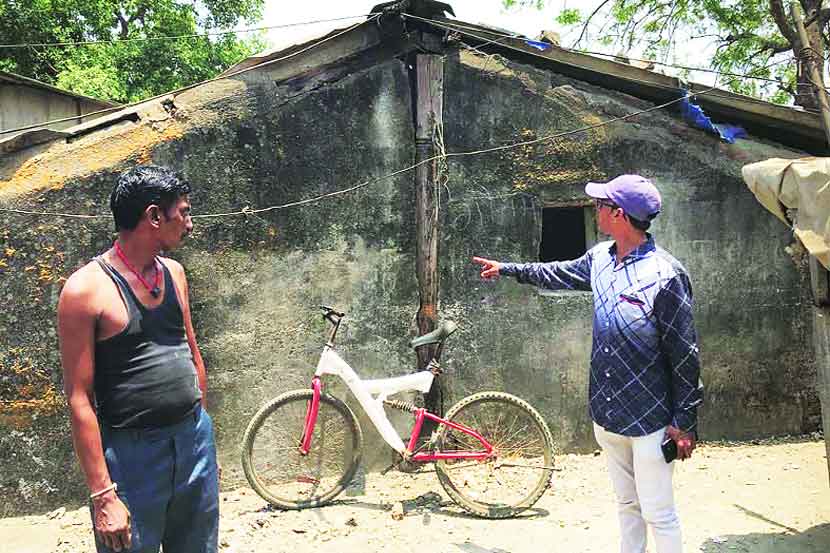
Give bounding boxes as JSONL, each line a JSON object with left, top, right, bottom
{"left": 113, "top": 241, "right": 162, "bottom": 298}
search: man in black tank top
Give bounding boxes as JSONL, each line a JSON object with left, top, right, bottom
{"left": 58, "top": 166, "right": 219, "bottom": 553}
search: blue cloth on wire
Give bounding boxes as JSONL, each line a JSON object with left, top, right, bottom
{"left": 524, "top": 39, "right": 550, "bottom": 51}
{"left": 679, "top": 89, "right": 747, "bottom": 143}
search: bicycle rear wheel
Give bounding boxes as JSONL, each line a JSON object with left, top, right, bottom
{"left": 241, "top": 389, "right": 362, "bottom": 509}
{"left": 435, "top": 391, "right": 554, "bottom": 518}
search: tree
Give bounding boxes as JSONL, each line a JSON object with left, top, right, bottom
{"left": 504, "top": 0, "right": 829, "bottom": 108}
{"left": 0, "top": 1, "right": 266, "bottom": 103}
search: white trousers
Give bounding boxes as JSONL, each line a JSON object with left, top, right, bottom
{"left": 593, "top": 423, "right": 682, "bottom": 553}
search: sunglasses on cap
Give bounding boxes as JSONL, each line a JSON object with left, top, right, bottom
{"left": 594, "top": 198, "right": 619, "bottom": 210}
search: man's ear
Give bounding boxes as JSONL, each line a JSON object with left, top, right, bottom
{"left": 147, "top": 205, "right": 162, "bottom": 225}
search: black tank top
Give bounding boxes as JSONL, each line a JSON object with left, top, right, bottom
{"left": 93, "top": 257, "right": 201, "bottom": 428}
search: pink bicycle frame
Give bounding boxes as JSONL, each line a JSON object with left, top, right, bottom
{"left": 408, "top": 408, "right": 494, "bottom": 462}
{"left": 299, "top": 376, "right": 493, "bottom": 462}
{"left": 299, "top": 377, "right": 322, "bottom": 455}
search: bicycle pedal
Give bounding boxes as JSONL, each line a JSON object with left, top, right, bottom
{"left": 379, "top": 462, "right": 397, "bottom": 476}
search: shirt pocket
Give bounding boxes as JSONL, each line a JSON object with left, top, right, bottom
{"left": 615, "top": 290, "right": 653, "bottom": 331}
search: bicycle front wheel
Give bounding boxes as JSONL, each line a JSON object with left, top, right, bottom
{"left": 435, "top": 391, "right": 554, "bottom": 518}
{"left": 241, "top": 389, "right": 362, "bottom": 509}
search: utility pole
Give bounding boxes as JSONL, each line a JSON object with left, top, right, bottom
{"left": 792, "top": 2, "right": 830, "bottom": 305}
{"left": 791, "top": 2, "right": 830, "bottom": 145}
{"left": 792, "top": 2, "right": 830, "bottom": 484}
{"left": 413, "top": 49, "right": 445, "bottom": 417}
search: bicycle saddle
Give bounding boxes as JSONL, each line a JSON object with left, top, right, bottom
{"left": 410, "top": 320, "right": 458, "bottom": 349}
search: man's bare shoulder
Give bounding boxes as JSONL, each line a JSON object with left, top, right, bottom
{"left": 59, "top": 260, "right": 109, "bottom": 311}
{"left": 158, "top": 256, "right": 186, "bottom": 278}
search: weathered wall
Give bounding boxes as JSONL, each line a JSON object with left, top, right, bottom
{"left": 435, "top": 50, "right": 818, "bottom": 448}
{"left": 0, "top": 45, "right": 819, "bottom": 516}
{"left": 812, "top": 306, "right": 830, "bottom": 483}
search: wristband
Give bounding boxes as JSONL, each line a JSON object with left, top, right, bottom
{"left": 90, "top": 482, "right": 117, "bottom": 500}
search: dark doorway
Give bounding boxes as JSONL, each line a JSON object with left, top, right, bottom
{"left": 540, "top": 207, "right": 588, "bottom": 262}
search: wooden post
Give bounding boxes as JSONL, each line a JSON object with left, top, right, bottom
{"left": 414, "top": 53, "right": 445, "bottom": 416}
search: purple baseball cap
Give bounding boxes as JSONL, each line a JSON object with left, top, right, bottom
{"left": 585, "top": 174, "right": 661, "bottom": 221}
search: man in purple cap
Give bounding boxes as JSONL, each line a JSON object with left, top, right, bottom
{"left": 473, "top": 174, "right": 703, "bottom": 553}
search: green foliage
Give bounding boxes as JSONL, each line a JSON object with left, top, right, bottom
{"left": 0, "top": 0, "right": 266, "bottom": 103}
{"left": 555, "top": 8, "right": 581, "bottom": 26}
{"left": 502, "top": 0, "right": 546, "bottom": 8}
{"left": 503, "top": 0, "right": 827, "bottom": 106}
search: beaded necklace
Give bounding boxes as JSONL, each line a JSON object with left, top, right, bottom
{"left": 113, "top": 241, "right": 161, "bottom": 298}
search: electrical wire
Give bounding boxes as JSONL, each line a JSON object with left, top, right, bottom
{"left": 0, "top": 14, "right": 380, "bottom": 137}
{"left": 0, "top": 15, "right": 373, "bottom": 49}
{"left": 410, "top": 13, "right": 795, "bottom": 86}
{"left": 574, "top": 50, "right": 788, "bottom": 84}
{"left": 417, "top": 13, "right": 804, "bottom": 110}
{"left": 0, "top": 82, "right": 726, "bottom": 221}
{"left": 0, "top": 15, "right": 804, "bottom": 221}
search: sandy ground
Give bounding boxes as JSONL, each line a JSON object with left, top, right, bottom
{"left": 1, "top": 435, "right": 828, "bottom": 553}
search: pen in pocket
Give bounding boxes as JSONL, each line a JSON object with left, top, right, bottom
{"left": 619, "top": 293, "right": 645, "bottom": 306}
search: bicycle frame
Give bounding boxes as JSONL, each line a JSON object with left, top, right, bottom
{"left": 300, "top": 344, "right": 493, "bottom": 461}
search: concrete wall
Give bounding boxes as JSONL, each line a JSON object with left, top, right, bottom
{"left": 812, "top": 307, "right": 830, "bottom": 483}
{"left": 0, "top": 46, "right": 819, "bottom": 516}
{"left": 0, "top": 81, "right": 110, "bottom": 136}
{"left": 437, "top": 50, "right": 818, "bottom": 444}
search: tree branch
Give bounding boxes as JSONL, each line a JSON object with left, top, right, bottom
{"left": 656, "top": 0, "right": 679, "bottom": 44}
{"left": 717, "top": 32, "right": 792, "bottom": 59}
{"left": 572, "top": 0, "right": 615, "bottom": 47}
{"left": 805, "top": 7, "right": 826, "bottom": 25}
{"left": 116, "top": 11, "right": 129, "bottom": 39}
{"left": 769, "top": 0, "right": 798, "bottom": 45}
{"left": 128, "top": 5, "right": 148, "bottom": 28}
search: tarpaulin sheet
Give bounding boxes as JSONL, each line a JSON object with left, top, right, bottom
{"left": 680, "top": 91, "right": 748, "bottom": 143}
{"left": 742, "top": 157, "right": 830, "bottom": 268}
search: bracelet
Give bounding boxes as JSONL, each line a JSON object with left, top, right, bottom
{"left": 89, "top": 482, "right": 117, "bottom": 500}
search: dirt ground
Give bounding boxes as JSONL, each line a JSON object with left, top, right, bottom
{"left": 2, "top": 435, "right": 828, "bottom": 553}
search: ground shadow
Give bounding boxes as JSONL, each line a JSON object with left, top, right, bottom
{"left": 701, "top": 522, "right": 830, "bottom": 553}
{"left": 454, "top": 542, "right": 512, "bottom": 553}
{"left": 336, "top": 493, "right": 550, "bottom": 521}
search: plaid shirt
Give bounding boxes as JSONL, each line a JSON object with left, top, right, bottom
{"left": 500, "top": 235, "right": 703, "bottom": 436}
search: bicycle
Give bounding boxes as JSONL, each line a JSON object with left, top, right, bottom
{"left": 241, "top": 306, "right": 555, "bottom": 519}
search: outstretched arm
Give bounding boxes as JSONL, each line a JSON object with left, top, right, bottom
{"left": 473, "top": 252, "right": 593, "bottom": 292}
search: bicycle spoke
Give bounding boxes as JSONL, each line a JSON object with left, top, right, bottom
{"left": 496, "top": 462, "right": 556, "bottom": 470}
{"left": 435, "top": 393, "right": 554, "bottom": 518}
{"left": 242, "top": 391, "right": 362, "bottom": 509}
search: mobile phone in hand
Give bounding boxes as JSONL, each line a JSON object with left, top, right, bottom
{"left": 661, "top": 437, "right": 677, "bottom": 463}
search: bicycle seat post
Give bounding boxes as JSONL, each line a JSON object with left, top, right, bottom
{"left": 428, "top": 342, "right": 445, "bottom": 375}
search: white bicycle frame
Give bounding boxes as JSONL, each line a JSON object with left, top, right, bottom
{"left": 314, "top": 345, "right": 434, "bottom": 453}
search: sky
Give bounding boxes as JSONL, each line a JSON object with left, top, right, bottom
{"left": 255, "top": 1, "right": 578, "bottom": 45}
{"left": 245, "top": 0, "right": 720, "bottom": 86}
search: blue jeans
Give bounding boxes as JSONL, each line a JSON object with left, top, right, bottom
{"left": 94, "top": 406, "right": 219, "bottom": 553}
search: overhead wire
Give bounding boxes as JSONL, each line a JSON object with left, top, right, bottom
{"left": 1, "top": 82, "right": 721, "bottom": 222}
{"left": 574, "top": 50, "right": 788, "bottom": 84}
{"left": 0, "top": 84, "right": 758, "bottom": 220}
{"left": 0, "top": 15, "right": 373, "bottom": 49}
{"left": 409, "top": 13, "right": 799, "bottom": 108}
{"left": 0, "top": 14, "right": 804, "bottom": 221}
{"left": 0, "top": 13, "right": 381, "bottom": 137}
{"left": 407, "top": 13, "right": 795, "bottom": 86}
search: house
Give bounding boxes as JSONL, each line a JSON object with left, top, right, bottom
{"left": 0, "top": 1, "right": 823, "bottom": 514}
{"left": 0, "top": 71, "right": 118, "bottom": 150}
